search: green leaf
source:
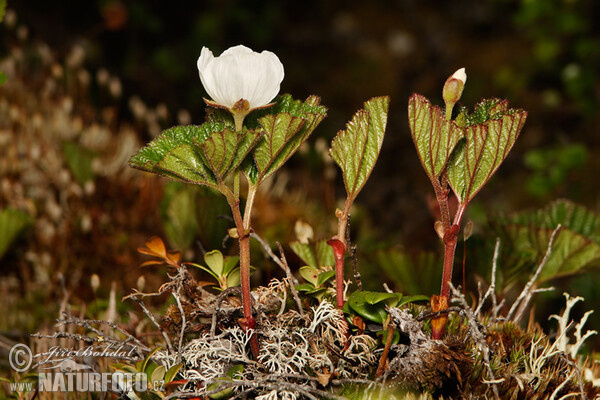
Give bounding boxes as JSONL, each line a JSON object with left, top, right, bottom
{"left": 250, "top": 95, "right": 327, "bottom": 183}
{"left": 0, "top": 208, "right": 33, "bottom": 261}
{"left": 226, "top": 269, "right": 240, "bottom": 288}
{"left": 315, "top": 239, "right": 335, "bottom": 267}
{"left": 222, "top": 255, "right": 240, "bottom": 276}
{"left": 316, "top": 270, "right": 336, "bottom": 287}
{"left": 139, "top": 347, "right": 161, "bottom": 375}
{"left": 0, "top": 0, "right": 5, "bottom": 23}
{"left": 187, "top": 263, "right": 220, "bottom": 280}
{"left": 408, "top": 94, "right": 464, "bottom": 181}
{"left": 290, "top": 241, "right": 318, "bottom": 269}
{"left": 0, "top": 71, "right": 6, "bottom": 86}
{"left": 398, "top": 295, "right": 430, "bottom": 307}
{"left": 150, "top": 365, "right": 166, "bottom": 384}
{"left": 164, "top": 364, "right": 183, "bottom": 384}
{"left": 345, "top": 291, "right": 401, "bottom": 324}
{"left": 204, "top": 250, "right": 224, "bottom": 276}
{"left": 130, "top": 123, "right": 261, "bottom": 187}
{"left": 199, "top": 128, "right": 262, "bottom": 182}
{"left": 295, "top": 283, "right": 317, "bottom": 292}
{"left": 330, "top": 96, "right": 389, "bottom": 202}
{"left": 226, "top": 364, "right": 244, "bottom": 379}
{"left": 495, "top": 200, "right": 600, "bottom": 283}
{"left": 299, "top": 266, "right": 319, "bottom": 286}
{"left": 447, "top": 99, "right": 527, "bottom": 202}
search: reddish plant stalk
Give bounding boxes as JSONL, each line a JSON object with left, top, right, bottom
{"left": 328, "top": 238, "right": 347, "bottom": 309}
{"left": 222, "top": 186, "right": 259, "bottom": 358}
{"left": 430, "top": 171, "right": 468, "bottom": 339}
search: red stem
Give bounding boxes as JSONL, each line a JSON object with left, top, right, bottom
{"left": 328, "top": 238, "right": 346, "bottom": 308}
{"left": 221, "top": 185, "right": 259, "bottom": 358}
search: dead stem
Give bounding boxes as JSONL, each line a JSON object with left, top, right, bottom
{"left": 475, "top": 237, "right": 501, "bottom": 318}
{"left": 129, "top": 295, "right": 174, "bottom": 353}
{"left": 507, "top": 224, "right": 562, "bottom": 322}
{"left": 276, "top": 241, "right": 305, "bottom": 316}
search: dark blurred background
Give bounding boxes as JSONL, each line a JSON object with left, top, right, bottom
{"left": 1, "top": 0, "right": 599, "bottom": 345}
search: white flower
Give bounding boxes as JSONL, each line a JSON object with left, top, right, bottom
{"left": 451, "top": 67, "right": 467, "bottom": 84}
{"left": 197, "top": 45, "right": 285, "bottom": 111}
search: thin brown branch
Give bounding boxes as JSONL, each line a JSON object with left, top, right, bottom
{"left": 276, "top": 241, "right": 305, "bottom": 316}
{"left": 507, "top": 224, "right": 562, "bottom": 322}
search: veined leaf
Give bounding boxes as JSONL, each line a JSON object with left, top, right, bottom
{"left": 330, "top": 96, "right": 390, "bottom": 201}
{"left": 199, "top": 128, "right": 262, "bottom": 182}
{"left": 290, "top": 241, "right": 318, "bottom": 269}
{"left": 495, "top": 200, "right": 600, "bottom": 283}
{"left": 130, "top": 123, "right": 261, "bottom": 187}
{"left": 315, "top": 239, "right": 335, "bottom": 267}
{"left": 447, "top": 99, "right": 527, "bottom": 202}
{"left": 249, "top": 95, "right": 327, "bottom": 183}
{"left": 408, "top": 94, "right": 463, "bottom": 181}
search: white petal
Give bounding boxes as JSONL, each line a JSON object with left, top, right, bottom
{"left": 196, "top": 45, "right": 285, "bottom": 110}
{"left": 451, "top": 67, "right": 467, "bottom": 84}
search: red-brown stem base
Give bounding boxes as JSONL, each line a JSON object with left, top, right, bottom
{"left": 431, "top": 295, "right": 449, "bottom": 340}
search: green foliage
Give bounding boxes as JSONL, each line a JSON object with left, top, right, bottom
{"left": 188, "top": 249, "right": 242, "bottom": 290}
{"left": 289, "top": 239, "right": 334, "bottom": 269}
{"left": 330, "top": 96, "right": 389, "bottom": 202}
{"left": 494, "top": 199, "right": 600, "bottom": 283}
{"left": 130, "top": 123, "right": 262, "bottom": 188}
{"left": 343, "top": 291, "right": 428, "bottom": 325}
{"left": 408, "top": 94, "right": 463, "bottom": 181}
{"left": 160, "top": 182, "right": 199, "bottom": 250}
{"left": 246, "top": 94, "right": 327, "bottom": 184}
{"left": 0, "top": 0, "right": 5, "bottom": 22}
{"left": 207, "top": 365, "right": 244, "bottom": 399}
{"left": 447, "top": 99, "right": 527, "bottom": 203}
{"left": 111, "top": 347, "right": 182, "bottom": 399}
{"left": 296, "top": 266, "right": 335, "bottom": 299}
{"left": 62, "top": 141, "right": 96, "bottom": 185}
{"left": 0, "top": 208, "right": 33, "bottom": 260}
{"left": 374, "top": 248, "right": 441, "bottom": 296}
{"left": 291, "top": 239, "right": 336, "bottom": 299}
{"left": 0, "top": 71, "right": 6, "bottom": 86}
{"left": 160, "top": 183, "right": 231, "bottom": 252}
{"left": 524, "top": 143, "right": 588, "bottom": 198}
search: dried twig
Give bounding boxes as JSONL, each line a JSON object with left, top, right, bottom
{"left": 210, "top": 286, "right": 242, "bottom": 337}
{"left": 250, "top": 232, "right": 287, "bottom": 274}
{"left": 475, "top": 237, "right": 501, "bottom": 318}
{"left": 165, "top": 376, "right": 348, "bottom": 400}
{"left": 276, "top": 241, "right": 304, "bottom": 316}
{"left": 129, "top": 295, "right": 174, "bottom": 353}
{"left": 172, "top": 290, "right": 187, "bottom": 363}
{"left": 507, "top": 224, "right": 562, "bottom": 322}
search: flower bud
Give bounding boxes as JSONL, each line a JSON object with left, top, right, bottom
{"left": 442, "top": 67, "right": 467, "bottom": 119}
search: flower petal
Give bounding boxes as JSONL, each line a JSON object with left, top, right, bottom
{"left": 197, "top": 45, "right": 285, "bottom": 110}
